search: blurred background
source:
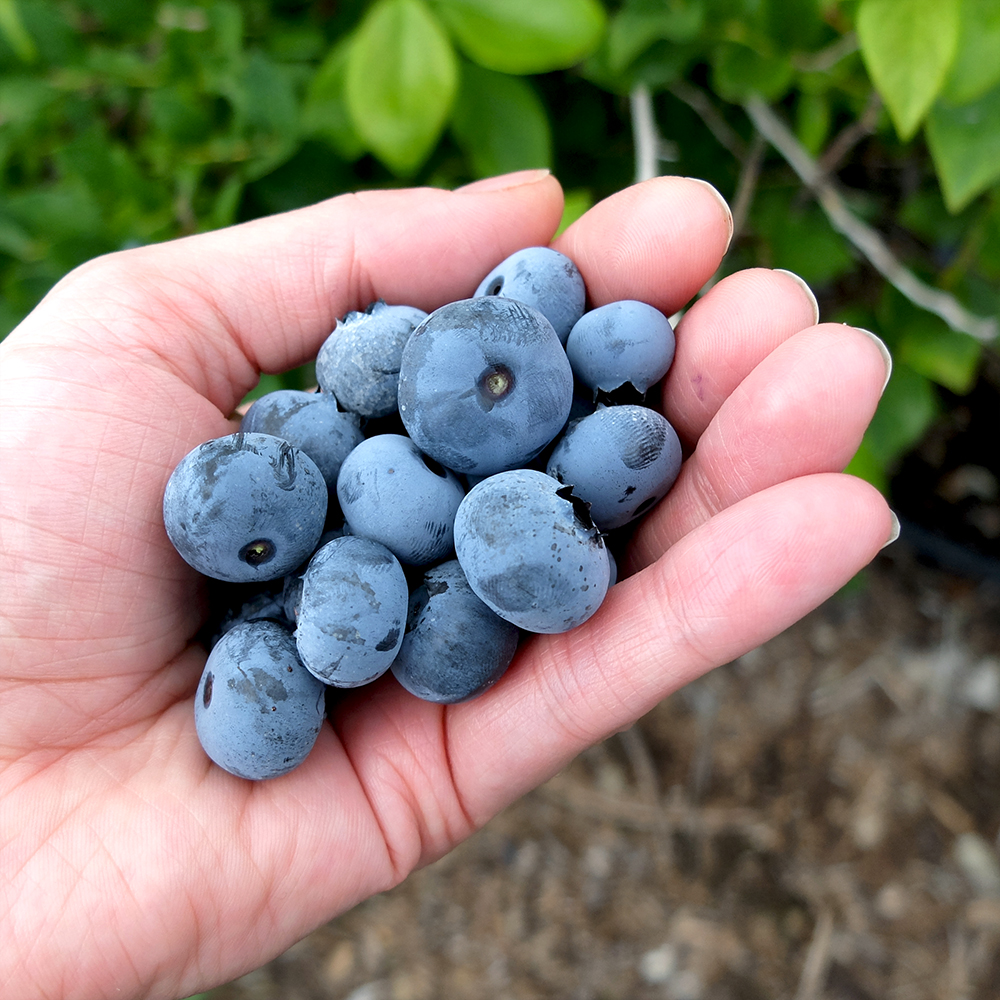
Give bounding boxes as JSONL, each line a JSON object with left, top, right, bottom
{"left": 2, "top": 1, "right": 998, "bottom": 996}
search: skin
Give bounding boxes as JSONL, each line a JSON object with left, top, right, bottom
{"left": 0, "top": 169, "right": 893, "bottom": 1000}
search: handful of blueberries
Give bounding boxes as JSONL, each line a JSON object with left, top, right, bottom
{"left": 163, "top": 246, "right": 683, "bottom": 780}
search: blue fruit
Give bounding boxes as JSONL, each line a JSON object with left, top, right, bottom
{"left": 546, "top": 405, "right": 682, "bottom": 531}
{"left": 316, "top": 300, "right": 428, "bottom": 418}
{"left": 163, "top": 432, "right": 328, "bottom": 583}
{"left": 336, "top": 434, "right": 465, "bottom": 566}
{"left": 565, "top": 300, "right": 675, "bottom": 400}
{"left": 475, "top": 246, "right": 585, "bottom": 344}
{"left": 295, "top": 535, "right": 408, "bottom": 687}
{"left": 391, "top": 560, "right": 521, "bottom": 704}
{"left": 194, "top": 619, "right": 327, "bottom": 780}
{"left": 241, "top": 389, "right": 364, "bottom": 491}
{"left": 454, "top": 469, "right": 611, "bottom": 633}
{"left": 397, "top": 297, "right": 574, "bottom": 476}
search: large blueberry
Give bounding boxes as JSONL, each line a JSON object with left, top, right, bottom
{"left": 241, "top": 388, "right": 364, "bottom": 491}
{"left": 316, "top": 300, "right": 428, "bottom": 418}
{"left": 391, "top": 560, "right": 521, "bottom": 704}
{"left": 194, "top": 619, "right": 326, "bottom": 780}
{"left": 295, "top": 535, "right": 408, "bottom": 687}
{"left": 546, "top": 405, "right": 682, "bottom": 531}
{"left": 397, "top": 297, "right": 574, "bottom": 477}
{"left": 336, "top": 434, "right": 465, "bottom": 566}
{"left": 454, "top": 469, "right": 611, "bottom": 633}
{"left": 163, "top": 432, "right": 328, "bottom": 583}
{"left": 475, "top": 246, "right": 586, "bottom": 344}
{"left": 565, "top": 300, "right": 675, "bottom": 400}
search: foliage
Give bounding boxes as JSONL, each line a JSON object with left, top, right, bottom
{"left": 1, "top": 0, "right": 997, "bottom": 492}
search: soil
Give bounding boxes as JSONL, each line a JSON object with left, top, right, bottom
{"left": 209, "top": 534, "right": 1000, "bottom": 1000}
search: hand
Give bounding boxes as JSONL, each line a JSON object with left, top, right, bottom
{"left": 0, "top": 170, "right": 893, "bottom": 1000}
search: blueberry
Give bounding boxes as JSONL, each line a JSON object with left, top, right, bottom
{"left": 241, "top": 388, "right": 364, "bottom": 491}
{"left": 336, "top": 434, "right": 465, "bottom": 566}
{"left": 546, "top": 405, "right": 682, "bottom": 531}
{"left": 316, "top": 300, "right": 428, "bottom": 418}
{"left": 194, "top": 619, "right": 326, "bottom": 780}
{"left": 454, "top": 469, "right": 611, "bottom": 633}
{"left": 475, "top": 246, "right": 586, "bottom": 344}
{"left": 565, "top": 300, "right": 675, "bottom": 401}
{"left": 295, "top": 535, "right": 408, "bottom": 687}
{"left": 163, "top": 432, "right": 328, "bottom": 583}
{"left": 397, "top": 297, "right": 574, "bottom": 477}
{"left": 391, "top": 560, "right": 521, "bottom": 703}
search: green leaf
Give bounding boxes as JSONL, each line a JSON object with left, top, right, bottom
{"left": 432, "top": 0, "right": 607, "bottom": 75}
{"left": 0, "top": 0, "right": 38, "bottom": 62}
{"left": 844, "top": 437, "right": 889, "bottom": 493}
{"left": 605, "top": 0, "right": 704, "bottom": 74}
{"left": 895, "top": 314, "right": 982, "bottom": 394}
{"left": 942, "top": 0, "right": 1000, "bottom": 104}
{"left": 556, "top": 189, "right": 593, "bottom": 236}
{"left": 711, "top": 41, "right": 793, "bottom": 102}
{"left": 301, "top": 35, "right": 365, "bottom": 160}
{"left": 239, "top": 51, "right": 298, "bottom": 141}
{"left": 795, "top": 90, "right": 830, "bottom": 157}
{"left": 862, "top": 362, "right": 940, "bottom": 468}
{"left": 926, "top": 84, "right": 1000, "bottom": 212}
{"left": 345, "top": 0, "right": 458, "bottom": 175}
{"left": 856, "top": 0, "right": 961, "bottom": 140}
{"left": 753, "top": 192, "right": 856, "bottom": 286}
{"left": 450, "top": 63, "right": 551, "bottom": 178}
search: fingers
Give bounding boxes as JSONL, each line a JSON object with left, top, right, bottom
{"left": 448, "top": 473, "right": 893, "bottom": 822}
{"left": 661, "top": 267, "right": 822, "bottom": 446}
{"left": 553, "top": 176, "right": 733, "bottom": 315}
{"left": 626, "top": 322, "right": 891, "bottom": 571}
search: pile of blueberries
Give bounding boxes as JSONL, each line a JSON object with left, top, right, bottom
{"left": 163, "top": 247, "right": 682, "bottom": 780}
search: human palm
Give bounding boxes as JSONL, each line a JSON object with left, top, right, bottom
{"left": 0, "top": 172, "right": 893, "bottom": 1000}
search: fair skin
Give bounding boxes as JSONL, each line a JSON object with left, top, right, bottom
{"left": 0, "top": 170, "right": 893, "bottom": 1000}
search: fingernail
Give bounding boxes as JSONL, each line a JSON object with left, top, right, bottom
{"left": 684, "top": 177, "right": 734, "bottom": 253}
{"left": 774, "top": 269, "right": 820, "bottom": 325}
{"left": 881, "top": 510, "right": 900, "bottom": 550}
{"left": 456, "top": 169, "right": 552, "bottom": 194}
{"left": 852, "top": 326, "right": 893, "bottom": 395}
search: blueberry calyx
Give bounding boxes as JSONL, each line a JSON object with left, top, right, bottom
{"left": 240, "top": 539, "right": 276, "bottom": 567}
{"left": 555, "top": 484, "right": 599, "bottom": 535}
{"left": 477, "top": 363, "right": 515, "bottom": 410}
{"left": 595, "top": 382, "right": 646, "bottom": 407}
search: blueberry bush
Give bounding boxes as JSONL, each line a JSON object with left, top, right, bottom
{"left": 2, "top": 0, "right": 998, "bottom": 496}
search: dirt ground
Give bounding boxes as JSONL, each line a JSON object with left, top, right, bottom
{"left": 211, "top": 540, "right": 1000, "bottom": 1000}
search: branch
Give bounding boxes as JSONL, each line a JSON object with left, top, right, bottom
{"left": 730, "top": 131, "right": 766, "bottom": 242}
{"left": 630, "top": 84, "right": 678, "bottom": 185}
{"left": 668, "top": 80, "right": 746, "bottom": 159}
{"left": 631, "top": 85, "right": 658, "bottom": 183}
{"left": 743, "top": 95, "right": 998, "bottom": 344}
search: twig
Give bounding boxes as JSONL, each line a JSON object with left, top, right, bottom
{"left": 668, "top": 81, "right": 746, "bottom": 159}
{"left": 730, "top": 131, "right": 767, "bottom": 243}
{"left": 630, "top": 85, "right": 678, "bottom": 184}
{"left": 792, "top": 32, "right": 859, "bottom": 73}
{"left": 744, "top": 95, "right": 998, "bottom": 344}
{"left": 818, "top": 91, "right": 882, "bottom": 177}
{"left": 619, "top": 726, "right": 660, "bottom": 804}
{"left": 536, "top": 772, "right": 778, "bottom": 850}
{"left": 793, "top": 908, "right": 835, "bottom": 1000}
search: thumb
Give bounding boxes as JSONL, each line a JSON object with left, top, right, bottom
{"left": 17, "top": 169, "right": 563, "bottom": 416}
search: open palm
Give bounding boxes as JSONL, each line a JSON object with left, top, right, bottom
{"left": 0, "top": 172, "right": 893, "bottom": 1000}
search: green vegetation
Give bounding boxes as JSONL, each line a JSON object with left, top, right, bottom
{"left": 2, "top": 0, "right": 997, "bottom": 490}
